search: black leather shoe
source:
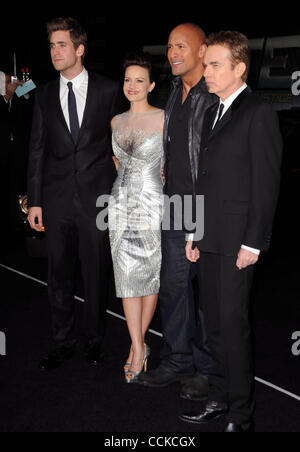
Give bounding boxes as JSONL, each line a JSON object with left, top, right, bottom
{"left": 40, "top": 345, "right": 75, "bottom": 371}
{"left": 139, "top": 366, "right": 187, "bottom": 388}
{"left": 224, "top": 422, "right": 254, "bottom": 432}
{"left": 180, "top": 374, "right": 209, "bottom": 401}
{"left": 179, "top": 400, "right": 228, "bottom": 425}
{"left": 85, "top": 343, "right": 104, "bottom": 366}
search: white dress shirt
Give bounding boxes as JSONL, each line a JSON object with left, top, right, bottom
{"left": 188, "top": 83, "right": 260, "bottom": 256}
{"left": 60, "top": 67, "right": 88, "bottom": 131}
{"left": 212, "top": 83, "right": 248, "bottom": 129}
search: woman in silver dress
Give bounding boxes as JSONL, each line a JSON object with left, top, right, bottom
{"left": 108, "top": 53, "right": 164, "bottom": 383}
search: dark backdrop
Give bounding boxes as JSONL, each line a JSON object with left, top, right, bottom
{"left": 1, "top": 5, "right": 300, "bottom": 82}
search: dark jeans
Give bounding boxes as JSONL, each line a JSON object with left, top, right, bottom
{"left": 159, "top": 227, "right": 212, "bottom": 375}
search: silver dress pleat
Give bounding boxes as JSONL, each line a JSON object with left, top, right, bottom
{"left": 108, "top": 110, "right": 164, "bottom": 298}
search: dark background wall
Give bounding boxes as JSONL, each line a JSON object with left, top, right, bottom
{"left": 1, "top": 4, "right": 300, "bottom": 251}
{"left": 1, "top": 4, "right": 299, "bottom": 82}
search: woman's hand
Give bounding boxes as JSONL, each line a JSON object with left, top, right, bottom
{"left": 113, "top": 156, "right": 119, "bottom": 172}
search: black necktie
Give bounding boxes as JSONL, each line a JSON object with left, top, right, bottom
{"left": 216, "top": 103, "right": 224, "bottom": 124}
{"left": 67, "top": 82, "right": 80, "bottom": 143}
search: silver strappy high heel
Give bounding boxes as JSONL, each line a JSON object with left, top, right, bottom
{"left": 123, "top": 347, "right": 133, "bottom": 374}
{"left": 125, "top": 343, "right": 151, "bottom": 384}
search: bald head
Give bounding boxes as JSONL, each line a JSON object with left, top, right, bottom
{"left": 169, "top": 23, "right": 206, "bottom": 45}
{"left": 168, "top": 23, "right": 207, "bottom": 81}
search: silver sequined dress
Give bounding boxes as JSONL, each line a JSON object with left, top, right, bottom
{"left": 108, "top": 110, "right": 164, "bottom": 298}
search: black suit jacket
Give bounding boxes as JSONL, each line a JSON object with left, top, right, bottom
{"left": 27, "top": 72, "right": 122, "bottom": 220}
{"left": 195, "top": 87, "right": 282, "bottom": 256}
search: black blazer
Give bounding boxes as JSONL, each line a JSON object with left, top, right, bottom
{"left": 195, "top": 87, "right": 283, "bottom": 256}
{"left": 27, "top": 72, "right": 122, "bottom": 219}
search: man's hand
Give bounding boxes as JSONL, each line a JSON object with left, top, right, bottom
{"left": 27, "top": 207, "right": 44, "bottom": 232}
{"left": 186, "top": 240, "right": 200, "bottom": 262}
{"left": 236, "top": 248, "right": 259, "bottom": 270}
{"left": 5, "top": 79, "right": 23, "bottom": 101}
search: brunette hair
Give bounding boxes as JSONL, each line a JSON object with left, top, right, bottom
{"left": 47, "top": 17, "right": 87, "bottom": 57}
{"left": 205, "top": 31, "right": 250, "bottom": 82}
{"left": 123, "top": 51, "right": 155, "bottom": 83}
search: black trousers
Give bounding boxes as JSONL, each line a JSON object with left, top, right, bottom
{"left": 197, "top": 251, "right": 255, "bottom": 424}
{"left": 159, "top": 227, "right": 212, "bottom": 375}
{"left": 44, "top": 194, "right": 112, "bottom": 347}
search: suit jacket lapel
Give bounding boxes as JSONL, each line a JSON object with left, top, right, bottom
{"left": 77, "top": 72, "right": 97, "bottom": 144}
{"left": 50, "top": 74, "right": 96, "bottom": 146}
{"left": 202, "top": 104, "right": 218, "bottom": 147}
{"left": 209, "top": 107, "right": 232, "bottom": 140}
{"left": 208, "top": 86, "right": 252, "bottom": 141}
{"left": 49, "top": 78, "right": 74, "bottom": 142}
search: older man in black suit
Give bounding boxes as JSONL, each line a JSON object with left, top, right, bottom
{"left": 27, "top": 18, "right": 122, "bottom": 370}
{"left": 180, "top": 31, "right": 282, "bottom": 432}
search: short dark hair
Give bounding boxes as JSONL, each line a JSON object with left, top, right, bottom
{"left": 123, "top": 51, "right": 155, "bottom": 83}
{"left": 47, "top": 17, "right": 87, "bottom": 58}
{"left": 205, "top": 31, "right": 250, "bottom": 82}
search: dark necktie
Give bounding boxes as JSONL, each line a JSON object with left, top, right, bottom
{"left": 67, "top": 82, "right": 80, "bottom": 143}
{"left": 216, "top": 103, "right": 224, "bottom": 124}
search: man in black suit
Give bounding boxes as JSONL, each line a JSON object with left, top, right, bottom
{"left": 180, "top": 31, "right": 282, "bottom": 431}
{"left": 27, "top": 18, "right": 122, "bottom": 370}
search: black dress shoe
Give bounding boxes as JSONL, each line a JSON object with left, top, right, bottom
{"left": 85, "top": 343, "right": 104, "bottom": 366}
{"left": 180, "top": 374, "right": 209, "bottom": 401}
{"left": 179, "top": 400, "right": 228, "bottom": 425}
{"left": 40, "top": 345, "right": 75, "bottom": 371}
{"left": 138, "top": 366, "right": 188, "bottom": 387}
{"left": 224, "top": 422, "right": 254, "bottom": 432}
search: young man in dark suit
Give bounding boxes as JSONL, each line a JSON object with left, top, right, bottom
{"left": 180, "top": 31, "right": 282, "bottom": 431}
{"left": 27, "top": 18, "right": 122, "bottom": 370}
